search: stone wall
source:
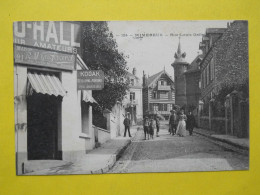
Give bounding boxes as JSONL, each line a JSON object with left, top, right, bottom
{"left": 211, "top": 117, "right": 226, "bottom": 134}
{"left": 215, "top": 21, "right": 248, "bottom": 87}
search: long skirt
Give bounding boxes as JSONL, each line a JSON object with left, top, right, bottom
{"left": 176, "top": 120, "right": 186, "bottom": 136}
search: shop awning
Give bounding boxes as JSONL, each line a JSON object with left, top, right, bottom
{"left": 82, "top": 90, "right": 98, "bottom": 105}
{"left": 27, "top": 72, "right": 66, "bottom": 97}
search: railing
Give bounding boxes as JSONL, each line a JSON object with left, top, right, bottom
{"left": 149, "top": 110, "right": 171, "bottom": 115}
{"left": 157, "top": 85, "right": 171, "bottom": 91}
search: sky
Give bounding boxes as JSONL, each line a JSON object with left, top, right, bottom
{"left": 107, "top": 21, "right": 232, "bottom": 78}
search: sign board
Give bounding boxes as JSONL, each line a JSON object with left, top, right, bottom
{"left": 77, "top": 70, "right": 104, "bottom": 90}
{"left": 13, "top": 21, "right": 81, "bottom": 54}
{"left": 14, "top": 45, "right": 76, "bottom": 70}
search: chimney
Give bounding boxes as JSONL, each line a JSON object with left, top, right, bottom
{"left": 132, "top": 67, "right": 136, "bottom": 75}
{"left": 143, "top": 70, "right": 147, "bottom": 87}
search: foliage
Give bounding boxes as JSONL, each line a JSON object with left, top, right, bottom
{"left": 81, "top": 21, "right": 129, "bottom": 111}
{"left": 212, "top": 78, "right": 249, "bottom": 117}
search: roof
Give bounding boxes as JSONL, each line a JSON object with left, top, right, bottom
{"left": 173, "top": 38, "right": 189, "bottom": 65}
{"left": 145, "top": 70, "right": 174, "bottom": 87}
{"left": 206, "top": 28, "right": 226, "bottom": 34}
{"left": 126, "top": 71, "right": 139, "bottom": 79}
{"left": 146, "top": 70, "right": 164, "bottom": 86}
{"left": 186, "top": 54, "right": 204, "bottom": 72}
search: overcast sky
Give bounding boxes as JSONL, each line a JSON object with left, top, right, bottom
{"left": 108, "top": 21, "right": 232, "bottom": 78}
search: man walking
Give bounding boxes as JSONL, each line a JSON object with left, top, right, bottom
{"left": 143, "top": 116, "right": 150, "bottom": 140}
{"left": 123, "top": 115, "right": 131, "bottom": 137}
{"left": 169, "top": 110, "right": 178, "bottom": 135}
{"left": 155, "top": 115, "right": 160, "bottom": 137}
{"left": 186, "top": 111, "right": 196, "bottom": 136}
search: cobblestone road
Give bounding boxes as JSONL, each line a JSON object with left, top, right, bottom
{"left": 109, "top": 125, "right": 249, "bottom": 173}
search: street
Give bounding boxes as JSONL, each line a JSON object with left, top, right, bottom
{"left": 109, "top": 122, "right": 249, "bottom": 173}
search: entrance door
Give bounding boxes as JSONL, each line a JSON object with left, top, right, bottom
{"left": 27, "top": 94, "right": 60, "bottom": 160}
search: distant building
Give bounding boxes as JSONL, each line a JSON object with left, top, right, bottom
{"left": 142, "top": 69, "right": 175, "bottom": 120}
{"left": 184, "top": 54, "right": 203, "bottom": 108}
{"left": 125, "top": 68, "right": 143, "bottom": 125}
{"left": 199, "top": 21, "right": 248, "bottom": 102}
{"left": 171, "top": 38, "right": 201, "bottom": 110}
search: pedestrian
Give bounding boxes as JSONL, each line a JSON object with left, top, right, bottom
{"left": 143, "top": 116, "right": 150, "bottom": 140}
{"left": 186, "top": 111, "right": 196, "bottom": 136}
{"left": 155, "top": 115, "right": 160, "bottom": 137}
{"left": 169, "top": 110, "right": 178, "bottom": 135}
{"left": 149, "top": 116, "right": 156, "bottom": 139}
{"left": 176, "top": 109, "right": 187, "bottom": 137}
{"left": 123, "top": 115, "right": 132, "bottom": 137}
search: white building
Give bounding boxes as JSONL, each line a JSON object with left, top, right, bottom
{"left": 125, "top": 68, "right": 143, "bottom": 125}
{"left": 14, "top": 21, "right": 98, "bottom": 174}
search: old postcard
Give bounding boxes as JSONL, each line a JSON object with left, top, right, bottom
{"left": 14, "top": 21, "right": 249, "bottom": 175}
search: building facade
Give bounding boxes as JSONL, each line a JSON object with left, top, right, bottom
{"left": 125, "top": 68, "right": 143, "bottom": 125}
{"left": 199, "top": 21, "right": 248, "bottom": 102}
{"left": 142, "top": 70, "right": 175, "bottom": 120}
{"left": 14, "top": 21, "right": 98, "bottom": 174}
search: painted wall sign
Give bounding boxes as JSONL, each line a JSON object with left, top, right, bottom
{"left": 77, "top": 70, "right": 104, "bottom": 90}
{"left": 13, "top": 21, "right": 81, "bottom": 54}
{"left": 14, "top": 45, "right": 75, "bottom": 70}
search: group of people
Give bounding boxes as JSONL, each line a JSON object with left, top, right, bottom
{"left": 143, "top": 115, "right": 160, "bottom": 140}
{"left": 169, "top": 109, "right": 197, "bottom": 137}
{"left": 123, "top": 109, "right": 197, "bottom": 140}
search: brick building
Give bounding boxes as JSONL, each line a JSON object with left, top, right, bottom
{"left": 199, "top": 21, "right": 248, "bottom": 102}
{"left": 142, "top": 69, "right": 175, "bottom": 120}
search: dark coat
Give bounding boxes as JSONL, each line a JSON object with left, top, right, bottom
{"left": 186, "top": 114, "right": 196, "bottom": 129}
{"left": 123, "top": 118, "right": 131, "bottom": 127}
{"left": 169, "top": 113, "right": 178, "bottom": 125}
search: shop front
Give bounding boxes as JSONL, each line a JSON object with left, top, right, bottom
{"left": 14, "top": 21, "right": 97, "bottom": 174}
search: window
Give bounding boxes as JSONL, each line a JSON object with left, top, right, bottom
{"left": 153, "top": 91, "right": 157, "bottom": 99}
{"left": 130, "top": 92, "right": 135, "bottom": 101}
{"left": 81, "top": 101, "right": 90, "bottom": 134}
{"left": 153, "top": 104, "right": 158, "bottom": 111}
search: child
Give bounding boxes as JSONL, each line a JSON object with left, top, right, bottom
{"left": 149, "top": 117, "right": 156, "bottom": 139}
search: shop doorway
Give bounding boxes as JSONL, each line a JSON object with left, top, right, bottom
{"left": 27, "top": 94, "right": 61, "bottom": 160}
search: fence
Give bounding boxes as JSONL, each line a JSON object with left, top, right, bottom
{"left": 198, "top": 90, "right": 249, "bottom": 138}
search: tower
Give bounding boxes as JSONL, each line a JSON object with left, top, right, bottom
{"left": 171, "top": 37, "right": 189, "bottom": 107}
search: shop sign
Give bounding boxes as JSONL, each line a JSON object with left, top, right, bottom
{"left": 14, "top": 45, "right": 75, "bottom": 70}
{"left": 13, "top": 21, "right": 81, "bottom": 54}
{"left": 77, "top": 70, "right": 104, "bottom": 90}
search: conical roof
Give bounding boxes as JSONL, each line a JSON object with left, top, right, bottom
{"left": 173, "top": 37, "right": 188, "bottom": 65}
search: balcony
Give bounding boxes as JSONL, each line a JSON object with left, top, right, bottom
{"left": 149, "top": 110, "right": 171, "bottom": 115}
{"left": 126, "top": 99, "right": 138, "bottom": 107}
{"left": 157, "top": 85, "right": 171, "bottom": 91}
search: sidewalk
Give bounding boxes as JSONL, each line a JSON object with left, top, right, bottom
{"left": 194, "top": 128, "right": 249, "bottom": 154}
{"left": 25, "top": 126, "right": 140, "bottom": 175}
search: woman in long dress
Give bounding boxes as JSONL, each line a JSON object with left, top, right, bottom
{"left": 176, "top": 110, "right": 187, "bottom": 137}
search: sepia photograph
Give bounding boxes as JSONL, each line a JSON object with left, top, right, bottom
{"left": 13, "top": 20, "right": 249, "bottom": 175}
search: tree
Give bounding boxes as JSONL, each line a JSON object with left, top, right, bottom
{"left": 81, "top": 21, "right": 129, "bottom": 111}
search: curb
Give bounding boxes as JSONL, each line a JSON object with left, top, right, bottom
{"left": 90, "top": 139, "right": 132, "bottom": 174}
{"left": 194, "top": 130, "right": 249, "bottom": 155}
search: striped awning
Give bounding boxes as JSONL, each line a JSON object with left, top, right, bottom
{"left": 82, "top": 90, "right": 98, "bottom": 105}
{"left": 27, "top": 72, "right": 66, "bottom": 97}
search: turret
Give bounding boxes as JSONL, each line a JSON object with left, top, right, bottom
{"left": 171, "top": 37, "right": 189, "bottom": 106}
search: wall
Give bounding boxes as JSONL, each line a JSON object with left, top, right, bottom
{"left": 185, "top": 70, "right": 201, "bottom": 107}
{"left": 94, "top": 126, "right": 110, "bottom": 144}
{"left": 14, "top": 65, "right": 28, "bottom": 175}
{"left": 174, "top": 64, "right": 188, "bottom": 106}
